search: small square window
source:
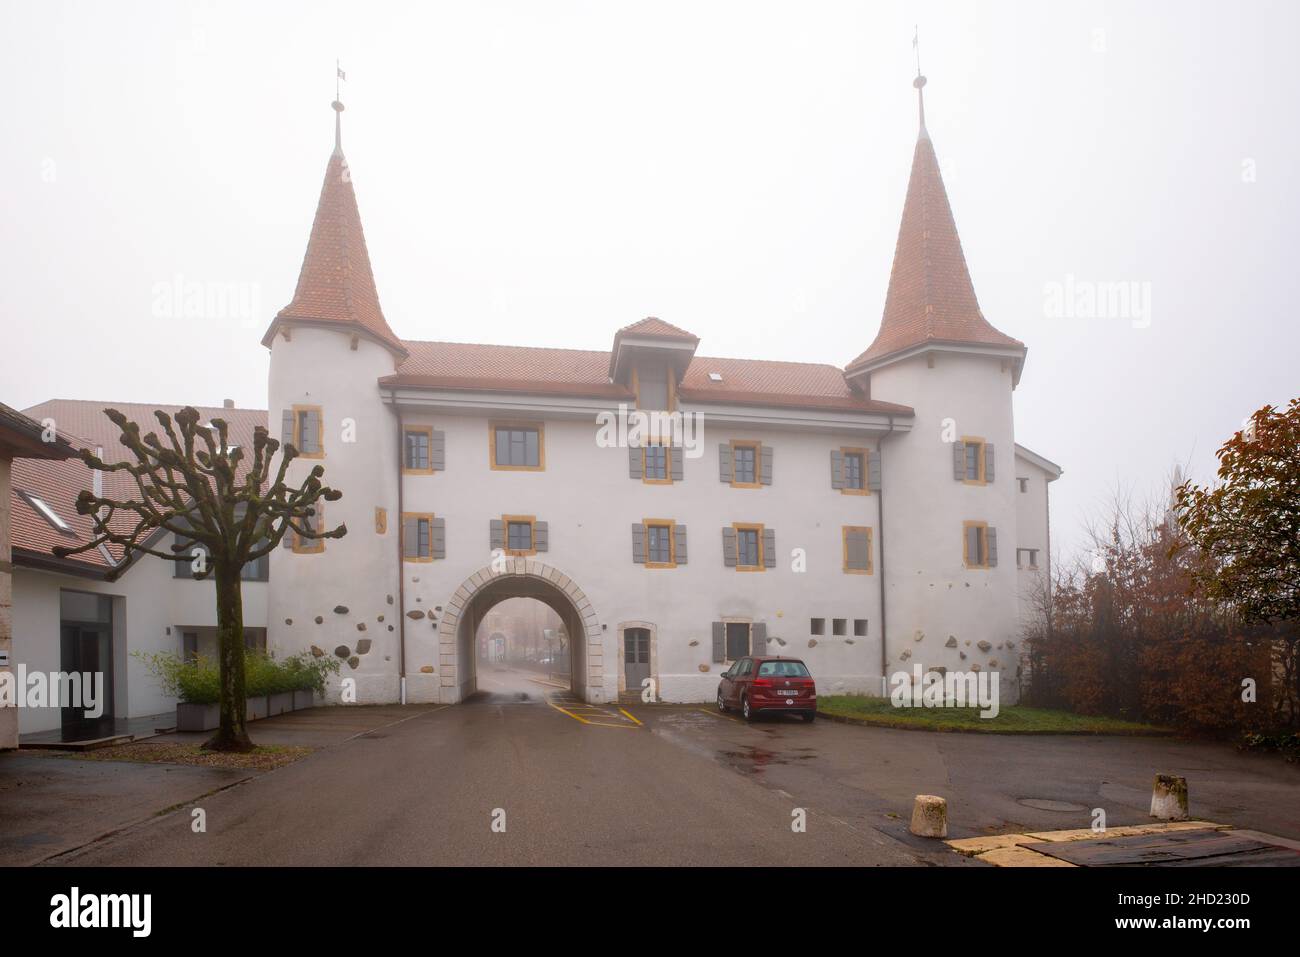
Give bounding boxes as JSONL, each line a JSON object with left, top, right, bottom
{"left": 853, "top": 618, "right": 868, "bottom": 637}
{"left": 810, "top": 618, "right": 825, "bottom": 636}
{"left": 832, "top": 618, "right": 847, "bottom": 636}
{"left": 1017, "top": 477, "right": 1029, "bottom": 493}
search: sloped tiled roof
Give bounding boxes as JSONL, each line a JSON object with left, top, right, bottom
{"left": 263, "top": 139, "right": 406, "bottom": 356}
{"left": 846, "top": 115, "right": 1023, "bottom": 373}
{"left": 386, "top": 340, "right": 911, "bottom": 415}
{"left": 0, "top": 401, "right": 76, "bottom": 460}
{"left": 614, "top": 316, "right": 699, "bottom": 343}
{"left": 10, "top": 400, "right": 268, "bottom": 575}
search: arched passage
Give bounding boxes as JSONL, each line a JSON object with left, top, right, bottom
{"left": 437, "top": 560, "right": 603, "bottom": 703}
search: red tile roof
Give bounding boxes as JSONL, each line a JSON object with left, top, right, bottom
{"left": 10, "top": 400, "right": 268, "bottom": 575}
{"left": 385, "top": 340, "right": 911, "bottom": 415}
{"left": 0, "top": 402, "right": 76, "bottom": 460}
{"left": 614, "top": 316, "right": 700, "bottom": 343}
{"left": 846, "top": 129, "right": 1023, "bottom": 373}
{"left": 263, "top": 147, "right": 406, "bottom": 357}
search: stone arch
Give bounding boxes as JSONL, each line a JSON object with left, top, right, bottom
{"left": 437, "top": 558, "right": 604, "bottom": 704}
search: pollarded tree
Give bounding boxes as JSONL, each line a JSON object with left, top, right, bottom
{"left": 53, "top": 406, "right": 345, "bottom": 752}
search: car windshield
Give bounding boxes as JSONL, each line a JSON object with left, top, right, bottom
{"left": 757, "top": 661, "right": 810, "bottom": 677}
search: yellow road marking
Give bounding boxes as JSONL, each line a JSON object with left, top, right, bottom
{"left": 618, "top": 708, "right": 643, "bottom": 726}
{"left": 696, "top": 707, "right": 742, "bottom": 724}
{"left": 546, "top": 692, "right": 643, "bottom": 728}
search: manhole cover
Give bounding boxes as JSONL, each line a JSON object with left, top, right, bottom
{"left": 1018, "top": 798, "right": 1087, "bottom": 812}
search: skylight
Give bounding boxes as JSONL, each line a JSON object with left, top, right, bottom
{"left": 21, "top": 491, "right": 71, "bottom": 532}
{"left": 708, "top": 372, "right": 723, "bottom": 382}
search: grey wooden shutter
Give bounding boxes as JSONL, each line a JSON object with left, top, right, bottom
{"left": 403, "top": 517, "right": 419, "bottom": 558}
{"left": 762, "top": 528, "right": 776, "bottom": 568}
{"left": 534, "top": 521, "right": 549, "bottom": 552}
{"left": 490, "top": 519, "right": 505, "bottom": 551}
{"left": 174, "top": 534, "right": 191, "bottom": 577}
{"left": 868, "top": 450, "right": 882, "bottom": 492}
{"left": 674, "top": 524, "right": 687, "bottom": 564}
{"left": 760, "top": 446, "right": 773, "bottom": 485}
{"left": 984, "top": 444, "right": 995, "bottom": 481}
{"left": 628, "top": 445, "right": 642, "bottom": 479}
{"left": 830, "top": 450, "right": 844, "bottom": 489}
{"left": 281, "top": 409, "right": 294, "bottom": 447}
{"left": 431, "top": 517, "right": 446, "bottom": 559}
{"left": 953, "top": 440, "right": 966, "bottom": 480}
{"left": 751, "top": 622, "right": 768, "bottom": 655}
{"left": 987, "top": 527, "right": 998, "bottom": 567}
{"left": 430, "top": 430, "right": 446, "bottom": 471}
{"left": 670, "top": 443, "right": 684, "bottom": 481}
{"left": 303, "top": 410, "right": 321, "bottom": 454}
{"left": 631, "top": 523, "right": 645, "bottom": 563}
{"left": 711, "top": 622, "right": 726, "bottom": 662}
{"left": 718, "top": 443, "right": 733, "bottom": 483}
{"left": 965, "top": 525, "right": 979, "bottom": 565}
{"left": 282, "top": 522, "right": 295, "bottom": 549}
{"left": 722, "top": 527, "right": 738, "bottom": 566}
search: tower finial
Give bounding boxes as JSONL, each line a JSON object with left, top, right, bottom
{"left": 911, "top": 26, "right": 927, "bottom": 137}
{"left": 332, "top": 61, "right": 347, "bottom": 155}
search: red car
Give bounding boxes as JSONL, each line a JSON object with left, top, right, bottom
{"left": 717, "top": 656, "right": 817, "bottom": 722}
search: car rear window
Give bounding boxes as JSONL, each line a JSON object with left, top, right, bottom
{"left": 758, "top": 661, "right": 810, "bottom": 677}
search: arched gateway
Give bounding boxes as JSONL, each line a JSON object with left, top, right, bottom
{"left": 437, "top": 559, "right": 603, "bottom": 704}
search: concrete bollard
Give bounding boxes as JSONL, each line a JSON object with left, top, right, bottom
{"left": 1150, "top": 774, "right": 1189, "bottom": 821}
{"left": 909, "top": 794, "right": 948, "bottom": 838}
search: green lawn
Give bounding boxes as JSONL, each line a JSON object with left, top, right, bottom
{"left": 817, "top": 695, "right": 1170, "bottom": 735}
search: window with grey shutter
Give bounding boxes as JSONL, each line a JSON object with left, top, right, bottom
{"left": 533, "top": 521, "right": 548, "bottom": 552}
{"left": 644, "top": 444, "right": 668, "bottom": 481}
{"left": 431, "top": 517, "right": 446, "bottom": 559}
{"left": 282, "top": 524, "right": 295, "bottom": 549}
{"left": 718, "top": 443, "right": 733, "bottom": 483}
{"left": 736, "top": 528, "right": 759, "bottom": 567}
{"left": 751, "top": 622, "right": 768, "bottom": 655}
{"left": 868, "top": 450, "right": 882, "bottom": 492}
{"left": 646, "top": 524, "right": 672, "bottom": 564}
{"left": 844, "top": 527, "right": 870, "bottom": 571}
{"left": 430, "top": 430, "right": 446, "bottom": 471}
{"left": 987, "top": 527, "right": 998, "bottom": 567}
{"left": 280, "top": 409, "right": 294, "bottom": 448}
{"left": 722, "top": 526, "right": 738, "bottom": 566}
{"left": 830, "top": 450, "right": 844, "bottom": 489}
{"left": 628, "top": 445, "right": 643, "bottom": 480}
{"left": 762, "top": 528, "right": 776, "bottom": 568}
{"left": 711, "top": 622, "right": 726, "bottom": 662}
{"left": 760, "top": 446, "right": 773, "bottom": 485}
{"left": 952, "top": 440, "right": 966, "bottom": 480}
{"left": 674, "top": 524, "right": 687, "bottom": 564}
{"left": 404, "top": 430, "right": 430, "bottom": 470}
{"left": 631, "top": 523, "right": 646, "bottom": 563}
{"left": 490, "top": 519, "right": 505, "bottom": 551}
{"left": 403, "top": 517, "right": 421, "bottom": 559}
{"left": 670, "top": 443, "right": 684, "bottom": 482}
{"left": 297, "top": 409, "right": 321, "bottom": 455}
{"left": 984, "top": 444, "right": 995, "bottom": 481}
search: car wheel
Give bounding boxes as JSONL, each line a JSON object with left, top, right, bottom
{"left": 742, "top": 695, "right": 755, "bottom": 722}
{"left": 802, "top": 711, "right": 816, "bottom": 723}
{"left": 717, "top": 690, "right": 728, "bottom": 713}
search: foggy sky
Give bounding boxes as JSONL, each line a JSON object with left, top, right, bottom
{"left": 2, "top": 0, "right": 1297, "bottom": 564}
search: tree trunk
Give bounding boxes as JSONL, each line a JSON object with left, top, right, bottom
{"left": 203, "top": 565, "right": 254, "bottom": 752}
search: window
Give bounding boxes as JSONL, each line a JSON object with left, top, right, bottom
{"left": 736, "top": 524, "right": 762, "bottom": 569}
{"left": 403, "top": 513, "right": 435, "bottom": 562}
{"left": 404, "top": 427, "right": 432, "bottom": 472}
{"left": 731, "top": 441, "right": 759, "bottom": 486}
{"left": 726, "top": 626, "right": 751, "bottom": 661}
{"left": 507, "top": 519, "right": 534, "bottom": 553}
{"left": 963, "top": 521, "right": 990, "bottom": 569}
{"left": 182, "top": 632, "right": 199, "bottom": 664}
{"left": 840, "top": 448, "right": 868, "bottom": 494}
{"left": 1018, "top": 477, "right": 1029, "bottom": 493}
{"left": 1017, "top": 548, "right": 1040, "bottom": 570}
{"left": 758, "top": 660, "right": 810, "bottom": 677}
{"left": 843, "top": 526, "right": 873, "bottom": 574}
{"left": 490, "top": 423, "right": 544, "bottom": 470}
{"left": 962, "top": 437, "right": 987, "bottom": 484}
{"left": 19, "top": 491, "right": 71, "bottom": 533}
{"left": 853, "top": 618, "right": 869, "bottom": 637}
{"left": 292, "top": 406, "right": 323, "bottom": 457}
{"left": 644, "top": 443, "right": 670, "bottom": 483}
{"left": 241, "top": 551, "right": 269, "bottom": 581}
{"left": 293, "top": 507, "right": 325, "bottom": 554}
{"left": 636, "top": 363, "right": 672, "bottom": 410}
{"left": 832, "top": 618, "right": 847, "bottom": 636}
{"left": 810, "top": 618, "right": 825, "bottom": 636}
{"left": 645, "top": 520, "right": 675, "bottom": 567}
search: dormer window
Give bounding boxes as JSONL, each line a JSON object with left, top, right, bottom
{"left": 635, "top": 363, "right": 672, "bottom": 411}
{"left": 20, "top": 490, "right": 72, "bottom": 533}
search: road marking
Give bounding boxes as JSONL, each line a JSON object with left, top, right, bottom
{"left": 546, "top": 692, "right": 644, "bottom": 729}
{"left": 696, "top": 707, "right": 742, "bottom": 724}
{"left": 617, "top": 708, "right": 643, "bottom": 726}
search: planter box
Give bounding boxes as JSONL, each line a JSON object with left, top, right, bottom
{"left": 176, "top": 702, "right": 220, "bottom": 732}
{"left": 267, "top": 692, "right": 294, "bottom": 716}
{"left": 245, "top": 696, "right": 268, "bottom": 722}
{"left": 292, "top": 689, "right": 317, "bottom": 711}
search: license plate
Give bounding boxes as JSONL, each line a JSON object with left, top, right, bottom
{"left": 778, "top": 690, "right": 799, "bottom": 696}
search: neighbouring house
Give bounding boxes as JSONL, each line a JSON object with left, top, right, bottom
{"left": 7, "top": 72, "right": 1060, "bottom": 724}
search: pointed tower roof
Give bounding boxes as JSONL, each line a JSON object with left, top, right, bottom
{"left": 262, "top": 99, "right": 406, "bottom": 357}
{"left": 846, "top": 73, "right": 1023, "bottom": 380}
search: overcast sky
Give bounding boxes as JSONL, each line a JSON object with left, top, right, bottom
{"left": 2, "top": 0, "right": 1297, "bottom": 563}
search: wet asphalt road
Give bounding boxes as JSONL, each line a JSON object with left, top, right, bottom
{"left": 34, "top": 667, "right": 1300, "bottom": 866}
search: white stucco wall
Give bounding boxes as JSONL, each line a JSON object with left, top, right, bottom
{"left": 1014, "top": 453, "right": 1055, "bottom": 634}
